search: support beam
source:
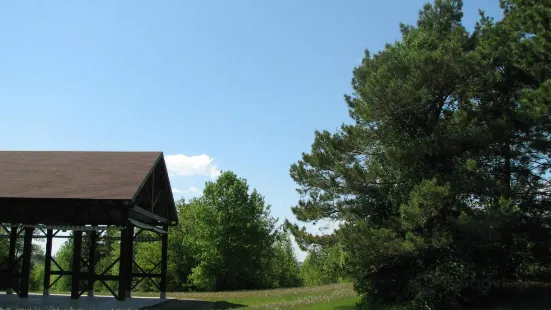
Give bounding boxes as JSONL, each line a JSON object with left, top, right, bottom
{"left": 88, "top": 231, "right": 97, "bottom": 297}
{"left": 50, "top": 271, "right": 120, "bottom": 281}
{"left": 7, "top": 224, "right": 17, "bottom": 294}
{"left": 160, "top": 224, "right": 168, "bottom": 299}
{"left": 43, "top": 229, "right": 53, "bottom": 295}
{"left": 19, "top": 227, "right": 34, "bottom": 298}
{"left": 20, "top": 224, "right": 124, "bottom": 231}
{"left": 117, "top": 227, "right": 129, "bottom": 301}
{"left": 131, "top": 206, "right": 169, "bottom": 224}
{"left": 126, "top": 224, "right": 134, "bottom": 298}
{"left": 129, "top": 218, "right": 167, "bottom": 235}
{"left": 71, "top": 231, "right": 83, "bottom": 299}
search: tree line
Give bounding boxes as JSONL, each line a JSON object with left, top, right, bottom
{"left": 0, "top": 171, "right": 347, "bottom": 294}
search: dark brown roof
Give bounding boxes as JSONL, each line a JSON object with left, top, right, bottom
{"left": 0, "top": 151, "right": 162, "bottom": 200}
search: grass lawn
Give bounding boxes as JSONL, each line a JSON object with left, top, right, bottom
{"left": 41, "top": 282, "right": 551, "bottom": 309}
{"left": 137, "top": 282, "right": 551, "bottom": 310}
{"left": 140, "top": 283, "right": 361, "bottom": 309}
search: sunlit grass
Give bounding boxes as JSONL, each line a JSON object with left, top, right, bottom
{"left": 142, "top": 283, "right": 361, "bottom": 309}
{"left": 35, "top": 282, "right": 551, "bottom": 309}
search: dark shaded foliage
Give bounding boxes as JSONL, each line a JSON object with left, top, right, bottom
{"left": 286, "top": 0, "right": 551, "bottom": 308}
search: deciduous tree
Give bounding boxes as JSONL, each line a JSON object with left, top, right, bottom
{"left": 186, "top": 171, "right": 278, "bottom": 291}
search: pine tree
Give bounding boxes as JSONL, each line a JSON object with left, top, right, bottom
{"left": 286, "top": 0, "right": 551, "bottom": 307}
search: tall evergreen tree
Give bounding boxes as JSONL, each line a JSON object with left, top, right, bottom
{"left": 286, "top": 0, "right": 551, "bottom": 308}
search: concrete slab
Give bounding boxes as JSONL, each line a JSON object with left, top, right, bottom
{"left": 0, "top": 293, "right": 167, "bottom": 310}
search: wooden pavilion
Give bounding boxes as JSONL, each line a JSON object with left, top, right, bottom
{"left": 0, "top": 151, "right": 177, "bottom": 301}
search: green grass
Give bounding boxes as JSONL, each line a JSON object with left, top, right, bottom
{"left": 297, "top": 296, "right": 361, "bottom": 310}
{"left": 142, "top": 283, "right": 361, "bottom": 309}
{"left": 139, "top": 282, "right": 551, "bottom": 309}
{"left": 42, "top": 281, "right": 551, "bottom": 309}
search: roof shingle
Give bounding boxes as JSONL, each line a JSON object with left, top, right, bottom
{"left": 0, "top": 151, "right": 161, "bottom": 200}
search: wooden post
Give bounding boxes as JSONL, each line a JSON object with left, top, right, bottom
{"left": 117, "top": 227, "right": 128, "bottom": 301}
{"left": 88, "top": 231, "right": 97, "bottom": 297}
{"left": 160, "top": 225, "right": 168, "bottom": 299}
{"left": 19, "top": 227, "right": 34, "bottom": 298}
{"left": 71, "top": 231, "right": 83, "bottom": 299}
{"left": 43, "top": 229, "right": 53, "bottom": 295}
{"left": 126, "top": 224, "right": 134, "bottom": 298}
{"left": 7, "top": 224, "right": 17, "bottom": 294}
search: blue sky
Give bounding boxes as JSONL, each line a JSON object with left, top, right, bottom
{"left": 0, "top": 1, "right": 502, "bottom": 260}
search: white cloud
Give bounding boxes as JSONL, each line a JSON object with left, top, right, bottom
{"left": 165, "top": 154, "right": 221, "bottom": 179}
{"left": 172, "top": 186, "right": 202, "bottom": 197}
{"left": 180, "top": 185, "right": 202, "bottom": 198}
{"left": 188, "top": 186, "right": 200, "bottom": 194}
